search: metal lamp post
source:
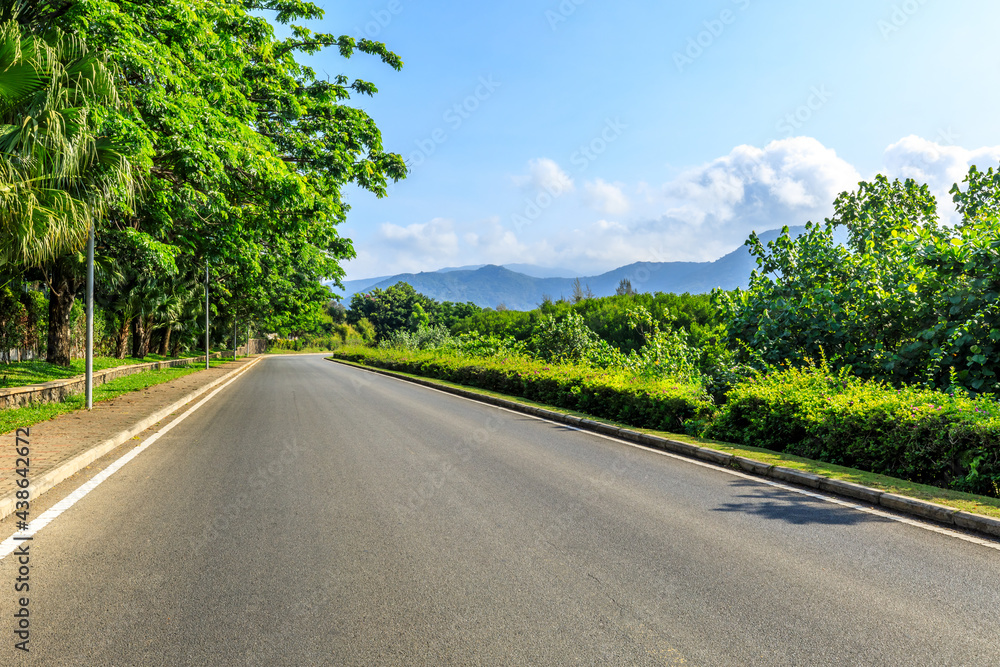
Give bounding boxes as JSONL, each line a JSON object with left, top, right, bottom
{"left": 85, "top": 226, "right": 94, "bottom": 410}
{"left": 205, "top": 263, "right": 210, "bottom": 370}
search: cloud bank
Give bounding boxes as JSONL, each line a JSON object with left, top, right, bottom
{"left": 347, "top": 136, "right": 1000, "bottom": 280}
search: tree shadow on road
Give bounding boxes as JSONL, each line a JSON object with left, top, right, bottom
{"left": 712, "top": 479, "right": 892, "bottom": 527}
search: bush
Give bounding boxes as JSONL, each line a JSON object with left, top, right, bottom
{"left": 707, "top": 361, "right": 1000, "bottom": 496}
{"left": 380, "top": 324, "right": 457, "bottom": 351}
{"left": 333, "top": 345, "right": 715, "bottom": 435}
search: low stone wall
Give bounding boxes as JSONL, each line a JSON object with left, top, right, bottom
{"left": 0, "top": 353, "right": 222, "bottom": 410}
{"left": 238, "top": 339, "right": 267, "bottom": 356}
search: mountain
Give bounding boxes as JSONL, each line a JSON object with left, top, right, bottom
{"left": 333, "top": 263, "right": 583, "bottom": 297}
{"left": 502, "top": 264, "right": 579, "bottom": 279}
{"left": 330, "top": 226, "right": 820, "bottom": 310}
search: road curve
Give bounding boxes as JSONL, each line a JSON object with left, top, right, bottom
{"left": 1, "top": 354, "right": 998, "bottom": 665}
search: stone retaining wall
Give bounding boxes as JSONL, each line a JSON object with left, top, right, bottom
{"left": 0, "top": 353, "right": 222, "bottom": 410}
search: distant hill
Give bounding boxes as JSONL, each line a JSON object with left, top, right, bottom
{"left": 330, "top": 227, "right": 825, "bottom": 310}
{"left": 335, "top": 263, "right": 581, "bottom": 298}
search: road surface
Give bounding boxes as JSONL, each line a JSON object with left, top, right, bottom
{"left": 1, "top": 354, "right": 998, "bottom": 665}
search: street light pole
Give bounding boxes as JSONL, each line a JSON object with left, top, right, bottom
{"left": 205, "top": 263, "right": 210, "bottom": 370}
{"left": 85, "top": 226, "right": 94, "bottom": 410}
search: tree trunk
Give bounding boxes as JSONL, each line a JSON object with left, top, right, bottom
{"left": 45, "top": 263, "right": 77, "bottom": 367}
{"left": 115, "top": 317, "right": 130, "bottom": 358}
{"left": 159, "top": 326, "right": 172, "bottom": 356}
{"left": 131, "top": 317, "right": 145, "bottom": 358}
{"left": 170, "top": 333, "right": 181, "bottom": 358}
{"left": 140, "top": 314, "right": 154, "bottom": 357}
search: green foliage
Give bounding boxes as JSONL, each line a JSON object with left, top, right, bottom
{"left": 454, "top": 332, "right": 528, "bottom": 358}
{"left": 333, "top": 345, "right": 715, "bottom": 435}
{"left": 380, "top": 324, "right": 457, "bottom": 352}
{"left": 347, "top": 282, "right": 481, "bottom": 341}
{"left": 707, "top": 360, "right": 1000, "bottom": 497}
{"left": 529, "top": 311, "right": 600, "bottom": 363}
{"left": 0, "top": 19, "right": 137, "bottom": 268}
{"left": 451, "top": 292, "right": 718, "bottom": 354}
{"left": 5, "top": 1, "right": 407, "bottom": 353}
{"left": 353, "top": 317, "right": 376, "bottom": 344}
{"left": 718, "top": 171, "right": 1000, "bottom": 394}
{"left": 348, "top": 283, "right": 433, "bottom": 341}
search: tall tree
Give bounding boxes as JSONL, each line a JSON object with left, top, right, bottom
{"left": 22, "top": 1, "right": 408, "bottom": 347}
{"left": 0, "top": 20, "right": 132, "bottom": 269}
{"left": 0, "top": 20, "right": 137, "bottom": 364}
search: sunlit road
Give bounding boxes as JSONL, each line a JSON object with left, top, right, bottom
{"left": 1, "top": 354, "right": 998, "bottom": 665}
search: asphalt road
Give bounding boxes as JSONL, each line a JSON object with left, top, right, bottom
{"left": 1, "top": 354, "right": 998, "bottom": 665}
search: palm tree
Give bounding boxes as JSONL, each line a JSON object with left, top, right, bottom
{"left": 0, "top": 20, "right": 132, "bottom": 267}
{"left": 152, "top": 276, "right": 200, "bottom": 357}
{"left": 0, "top": 20, "right": 138, "bottom": 364}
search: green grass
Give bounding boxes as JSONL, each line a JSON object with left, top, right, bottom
{"left": 0, "top": 359, "right": 230, "bottom": 434}
{"left": 0, "top": 351, "right": 208, "bottom": 389}
{"left": 332, "top": 357, "right": 1000, "bottom": 521}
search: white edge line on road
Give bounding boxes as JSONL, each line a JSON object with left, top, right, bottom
{"left": 340, "top": 361, "right": 1000, "bottom": 553}
{"left": 0, "top": 360, "right": 256, "bottom": 561}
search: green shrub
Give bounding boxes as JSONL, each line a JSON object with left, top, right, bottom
{"left": 333, "top": 345, "right": 715, "bottom": 434}
{"left": 380, "top": 324, "right": 457, "bottom": 351}
{"left": 707, "top": 362, "right": 1000, "bottom": 496}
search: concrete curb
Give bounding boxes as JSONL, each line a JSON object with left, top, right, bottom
{"left": 328, "top": 358, "right": 1000, "bottom": 541}
{"left": 0, "top": 353, "right": 225, "bottom": 410}
{"left": 0, "top": 356, "right": 264, "bottom": 522}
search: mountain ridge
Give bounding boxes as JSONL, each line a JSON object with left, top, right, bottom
{"left": 330, "top": 227, "right": 812, "bottom": 311}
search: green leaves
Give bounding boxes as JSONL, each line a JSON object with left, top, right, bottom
{"left": 707, "top": 361, "right": 1000, "bottom": 497}
{"left": 9, "top": 0, "right": 409, "bottom": 339}
{"left": 0, "top": 20, "right": 136, "bottom": 269}
{"left": 724, "top": 170, "right": 1000, "bottom": 394}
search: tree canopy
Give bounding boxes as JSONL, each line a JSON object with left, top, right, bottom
{"left": 2, "top": 0, "right": 406, "bottom": 363}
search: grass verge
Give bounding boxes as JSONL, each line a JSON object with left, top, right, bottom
{"left": 332, "top": 357, "right": 1000, "bottom": 522}
{"left": 0, "top": 359, "right": 229, "bottom": 434}
{"left": 0, "top": 352, "right": 209, "bottom": 389}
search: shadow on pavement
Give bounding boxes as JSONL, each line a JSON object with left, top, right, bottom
{"left": 713, "top": 479, "right": 893, "bottom": 527}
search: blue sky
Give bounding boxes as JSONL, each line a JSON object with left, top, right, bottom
{"left": 291, "top": 1, "right": 1000, "bottom": 281}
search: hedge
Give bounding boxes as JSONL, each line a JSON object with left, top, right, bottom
{"left": 706, "top": 365, "right": 1000, "bottom": 497}
{"left": 331, "top": 346, "right": 715, "bottom": 434}
{"left": 333, "top": 348, "right": 1000, "bottom": 499}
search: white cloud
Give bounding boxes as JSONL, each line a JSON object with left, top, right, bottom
{"left": 513, "top": 158, "right": 575, "bottom": 195}
{"left": 662, "top": 137, "right": 861, "bottom": 227}
{"left": 345, "top": 136, "right": 1000, "bottom": 283}
{"left": 882, "top": 135, "right": 1000, "bottom": 219}
{"left": 584, "top": 179, "right": 630, "bottom": 216}
{"left": 378, "top": 218, "right": 459, "bottom": 258}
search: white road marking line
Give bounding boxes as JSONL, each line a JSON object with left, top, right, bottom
{"left": 0, "top": 361, "right": 258, "bottom": 561}
{"left": 344, "top": 363, "right": 1000, "bottom": 552}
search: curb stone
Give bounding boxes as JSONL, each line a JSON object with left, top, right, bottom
{"left": 328, "top": 357, "right": 1000, "bottom": 541}
{"left": 0, "top": 356, "right": 263, "bottom": 522}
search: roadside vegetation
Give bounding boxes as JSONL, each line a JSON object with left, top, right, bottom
{"left": 0, "top": 352, "right": 210, "bottom": 389}
{"left": 336, "top": 171, "right": 1000, "bottom": 499}
{"left": 0, "top": 2, "right": 404, "bottom": 371}
{"left": 0, "top": 359, "right": 229, "bottom": 434}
